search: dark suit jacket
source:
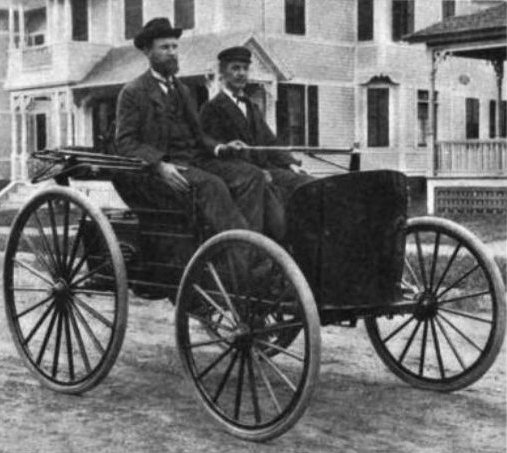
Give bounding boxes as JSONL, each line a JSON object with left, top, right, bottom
{"left": 200, "top": 91, "right": 297, "bottom": 169}
{"left": 116, "top": 70, "right": 218, "bottom": 166}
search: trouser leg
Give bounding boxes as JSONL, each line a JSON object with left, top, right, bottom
{"left": 195, "top": 158, "right": 267, "bottom": 232}
{"left": 268, "top": 169, "right": 314, "bottom": 206}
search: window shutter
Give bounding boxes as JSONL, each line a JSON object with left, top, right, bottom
{"left": 489, "top": 100, "right": 496, "bottom": 138}
{"left": 308, "top": 85, "right": 319, "bottom": 146}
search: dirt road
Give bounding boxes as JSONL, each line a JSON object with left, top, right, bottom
{"left": 0, "top": 287, "right": 505, "bottom": 453}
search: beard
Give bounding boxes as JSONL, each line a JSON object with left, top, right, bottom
{"left": 152, "top": 57, "right": 179, "bottom": 77}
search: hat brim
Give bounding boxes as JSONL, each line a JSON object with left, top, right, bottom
{"left": 134, "top": 28, "right": 183, "bottom": 49}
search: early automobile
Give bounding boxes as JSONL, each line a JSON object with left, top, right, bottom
{"left": 3, "top": 147, "right": 505, "bottom": 441}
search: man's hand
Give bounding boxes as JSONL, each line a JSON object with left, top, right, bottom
{"left": 156, "top": 162, "right": 190, "bottom": 193}
{"left": 262, "top": 169, "right": 273, "bottom": 184}
{"left": 216, "top": 140, "right": 249, "bottom": 159}
{"left": 289, "top": 163, "right": 307, "bottom": 174}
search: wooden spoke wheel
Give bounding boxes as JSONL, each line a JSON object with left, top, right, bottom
{"left": 365, "top": 217, "right": 506, "bottom": 392}
{"left": 176, "top": 231, "right": 321, "bottom": 441}
{"left": 3, "top": 187, "right": 128, "bottom": 394}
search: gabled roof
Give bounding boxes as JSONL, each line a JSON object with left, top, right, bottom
{"left": 77, "top": 32, "right": 292, "bottom": 89}
{"left": 405, "top": 3, "right": 507, "bottom": 46}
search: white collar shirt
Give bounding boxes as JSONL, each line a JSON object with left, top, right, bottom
{"left": 222, "top": 87, "right": 247, "bottom": 117}
{"left": 151, "top": 69, "right": 174, "bottom": 95}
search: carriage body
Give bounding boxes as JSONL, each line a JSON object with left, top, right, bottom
{"left": 3, "top": 147, "right": 505, "bottom": 442}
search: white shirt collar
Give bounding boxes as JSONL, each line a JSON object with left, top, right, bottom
{"left": 222, "top": 86, "right": 244, "bottom": 103}
{"left": 151, "top": 68, "right": 174, "bottom": 84}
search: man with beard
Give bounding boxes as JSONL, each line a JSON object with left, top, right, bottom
{"left": 200, "top": 46, "right": 313, "bottom": 210}
{"left": 115, "top": 18, "right": 282, "bottom": 237}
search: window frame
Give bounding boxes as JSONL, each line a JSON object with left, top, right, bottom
{"left": 72, "top": 0, "right": 89, "bottom": 42}
{"left": 276, "top": 83, "right": 319, "bottom": 146}
{"left": 358, "top": 0, "right": 374, "bottom": 41}
{"left": 392, "top": 0, "right": 414, "bottom": 42}
{"left": 367, "top": 87, "right": 390, "bottom": 147}
{"left": 465, "top": 97, "right": 480, "bottom": 139}
{"left": 124, "top": 0, "right": 143, "bottom": 40}
{"left": 442, "top": 0, "right": 456, "bottom": 19}
{"left": 285, "top": 0, "right": 306, "bottom": 36}
{"left": 174, "top": 0, "right": 195, "bottom": 30}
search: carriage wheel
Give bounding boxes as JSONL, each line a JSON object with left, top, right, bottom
{"left": 3, "top": 187, "right": 128, "bottom": 394}
{"left": 365, "top": 217, "right": 506, "bottom": 392}
{"left": 176, "top": 230, "right": 320, "bottom": 441}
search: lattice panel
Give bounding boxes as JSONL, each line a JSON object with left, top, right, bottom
{"left": 435, "top": 186, "right": 507, "bottom": 214}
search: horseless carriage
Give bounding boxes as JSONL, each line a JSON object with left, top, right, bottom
{"left": 3, "top": 146, "right": 505, "bottom": 441}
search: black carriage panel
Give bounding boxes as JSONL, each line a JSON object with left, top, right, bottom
{"left": 288, "top": 170, "right": 408, "bottom": 311}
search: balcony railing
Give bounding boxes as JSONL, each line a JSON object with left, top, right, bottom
{"left": 22, "top": 45, "right": 52, "bottom": 70}
{"left": 436, "top": 140, "right": 507, "bottom": 176}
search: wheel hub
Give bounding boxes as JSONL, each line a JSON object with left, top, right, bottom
{"left": 52, "top": 279, "right": 72, "bottom": 311}
{"left": 414, "top": 291, "right": 438, "bottom": 320}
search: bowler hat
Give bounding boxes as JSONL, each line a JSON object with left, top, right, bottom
{"left": 134, "top": 17, "right": 182, "bottom": 50}
{"left": 218, "top": 46, "right": 252, "bottom": 64}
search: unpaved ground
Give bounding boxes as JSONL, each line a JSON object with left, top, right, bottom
{"left": 0, "top": 282, "right": 505, "bottom": 453}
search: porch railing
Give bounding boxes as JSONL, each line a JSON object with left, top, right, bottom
{"left": 436, "top": 140, "right": 507, "bottom": 176}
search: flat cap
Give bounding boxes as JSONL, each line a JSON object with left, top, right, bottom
{"left": 217, "top": 46, "right": 252, "bottom": 64}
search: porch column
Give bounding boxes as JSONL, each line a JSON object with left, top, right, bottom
{"left": 17, "top": 3, "right": 25, "bottom": 49}
{"left": 66, "top": 91, "right": 74, "bottom": 145}
{"left": 46, "top": 0, "right": 52, "bottom": 44}
{"left": 8, "top": 0, "right": 14, "bottom": 49}
{"left": 265, "top": 80, "right": 278, "bottom": 133}
{"left": 52, "top": 0, "right": 59, "bottom": 43}
{"left": 492, "top": 59, "right": 504, "bottom": 138}
{"left": 20, "top": 97, "right": 28, "bottom": 181}
{"left": 10, "top": 97, "right": 18, "bottom": 180}
{"left": 53, "top": 91, "right": 62, "bottom": 147}
{"left": 205, "top": 72, "right": 220, "bottom": 100}
{"left": 107, "top": 0, "right": 114, "bottom": 43}
{"left": 63, "top": 0, "right": 72, "bottom": 41}
{"left": 428, "top": 50, "right": 437, "bottom": 177}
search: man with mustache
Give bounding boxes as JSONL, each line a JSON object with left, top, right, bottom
{"left": 200, "top": 46, "right": 313, "bottom": 211}
{"left": 115, "top": 19, "right": 280, "bottom": 237}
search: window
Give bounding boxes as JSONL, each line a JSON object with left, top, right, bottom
{"left": 358, "top": 0, "right": 374, "bottom": 41}
{"left": 72, "top": 0, "right": 88, "bottom": 41}
{"left": 285, "top": 0, "right": 305, "bottom": 35}
{"left": 442, "top": 0, "right": 455, "bottom": 19}
{"left": 276, "top": 84, "right": 318, "bottom": 146}
{"left": 392, "top": 0, "right": 414, "bottom": 41}
{"left": 174, "top": 0, "right": 195, "bottom": 30}
{"left": 125, "top": 0, "right": 143, "bottom": 40}
{"left": 367, "top": 88, "right": 389, "bottom": 147}
{"left": 35, "top": 114, "right": 47, "bottom": 151}
{"left": 489, "top": 100, "right": 507, "bottom": 138}
{"left": 466, "top": 98, "right": 480, "bottom": 139}
{"left": 417, "top": 90, "right": 438, "bottom": 146}
{"left": 308, "top": 85, "right": 319, "bottom": 146}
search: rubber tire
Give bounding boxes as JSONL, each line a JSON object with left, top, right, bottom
{"left": 365, "top": 216, "right": 506, "bottom": 392}
{"left": 175, "top": 230, "right": 321, "bottom": 441}
{"left": 3, "top": 186, "right": 128, "bottom": 394}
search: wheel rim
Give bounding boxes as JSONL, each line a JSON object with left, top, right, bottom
{"left": 177, "top": 236, "right": 317, "bottom": 434}
{"left": 370, "top": 222, "right": 500, "bottom": 386}
{"left": 4, "top": 192, "right": 125, "bottom": 388}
